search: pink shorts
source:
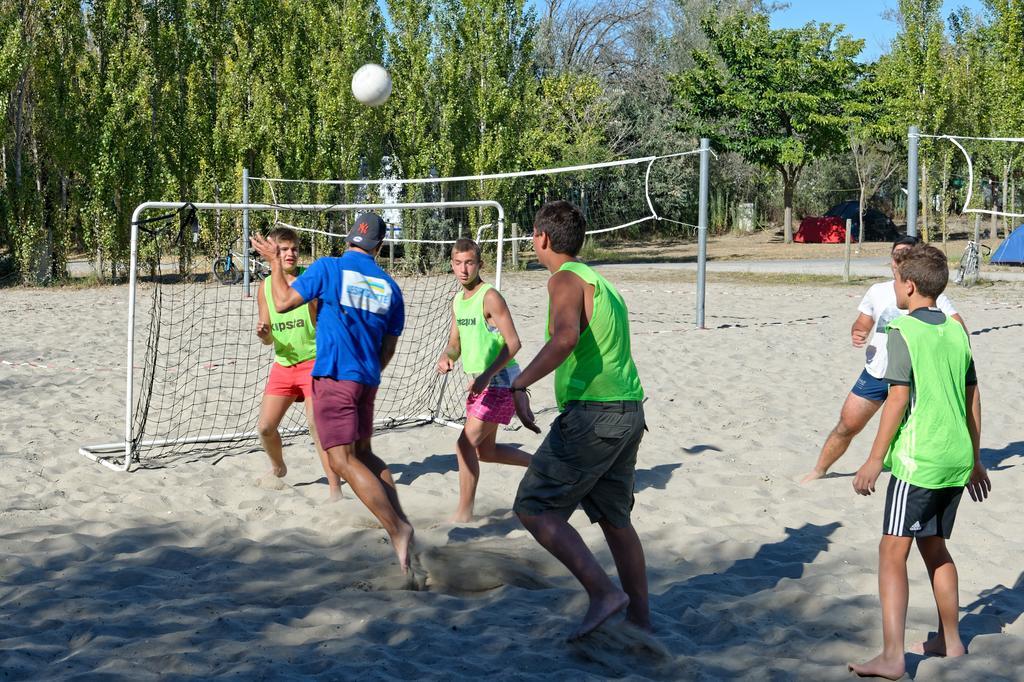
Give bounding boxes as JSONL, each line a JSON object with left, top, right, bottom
{"left": 265, "top": 359, "right": 315, "bottom": 401}
{"left": 466, "top": 387, "right": 515, "bottom": 425}
{"left": 312, "top": 378, "right": 378, "bottom": 449}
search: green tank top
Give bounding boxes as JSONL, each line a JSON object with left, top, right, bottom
{"left": 548, "top": 262, "right": 643, "bottom": 410}
{"left": 265, "top": 268, "right": 316, "bottom": 366}
{"left": 453, "top": 282, "right": 517, "bottom": 375}
{"left": 884, "top": 315, "right": 974, "bottom": 489}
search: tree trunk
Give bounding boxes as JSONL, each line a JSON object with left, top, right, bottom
{"left": 1002, "top": 160, "right": 1010, "bottom": 237}
{"left": 783, "top": 178, "right": 794, "bottom": 243}
{"left": 1011, "top": 174, "right": 1017, "bottom": 230}
{"left": 92, "top": 208, "right": 104, "bottom": 283}
{"left": 30, "top": 132, "right": 52, "bottom": 284}
{"left": 939, "top": 154, "right": 950, "bottom": 247}
{"left": 858, "top": 185, "right": 866, "bottom": 251}
{"left": 920, "top": 162, "right": 930, "bottom": 242}
{"left": 991, "top": 187, "right": 998, "bottom": 240}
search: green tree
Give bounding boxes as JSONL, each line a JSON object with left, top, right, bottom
{"left": 876, "top": 0, "right": 948, "bottom": 240}
{"left": 674, "top": 11, "right": 864, "bottom": 242}
{"left": 310, "top": 0, "right": 387, "bottom": 182}
{"left": 848, "top": 67, "right": 901, "bottom": 246}
{"left": 433, "top": 0, "right": 538, "bottom": 177}
{"left": 82, "top": 0, "right": 161, "bottom": 279}
{"left": 1, "top": 0, "right": 91, "bottom": 283}
{"left": 986, "top": 0, "right": 1024, "bottom": 234}
{"left": 386, "top": 0, "right": 436, "bottom": 180}
{"left": 0, "top": 0, "right": 26, "bottom": 265}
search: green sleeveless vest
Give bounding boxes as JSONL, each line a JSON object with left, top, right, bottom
{"left": 453, "top": 282, "right": 517, "bottom": 375}
{"left": 265, "top": 268, "right": 316, "bottom": 366}
{"left": 884, "top": 314, "right": 974, "bottom": 489}
{"left": 547, "top": 262, "right": 643, "bottom": 410}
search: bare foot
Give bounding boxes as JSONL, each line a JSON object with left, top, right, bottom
{"left": 799, "top": 468, "right": 826, "bottom": 484}
{"left": 406, "top": 550, "right": 428, "bottom": 591}
{"left": 569, "top": 589, "right": 630, "bottom": 641}
{"left": 392, "top": 522, "right": 415, "bottom": 575}
{"left": 626, "top": 613, "right": 653, "bottom": 632}
{"left": 910, "top": 633, "right": 965, "bottom": 657}
{"left": 254, "top": 466, "right": 288, "bottom": 490}
{"left": 847, "top": 652, "right": 905, "bottom": 679}
{"left": 449, "top": 509, "right": 473, "bottom": 524}
{"left": 324, "top": 487, "right": 344, "bottom": 503}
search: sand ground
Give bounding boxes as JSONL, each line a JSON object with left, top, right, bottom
{"left": 2, "top": 269, "right": 1023, "bottom": 680}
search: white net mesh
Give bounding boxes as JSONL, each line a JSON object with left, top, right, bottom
{"left": 251, "top": 151, "right": 706, "bottom": 251}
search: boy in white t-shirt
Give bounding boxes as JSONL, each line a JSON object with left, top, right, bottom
{"left": 800, "top": 236, "right": 971, "bottom": 483}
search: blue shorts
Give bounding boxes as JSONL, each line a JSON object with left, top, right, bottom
{"left": 851, "top": 369, "right": 888, "bottom": 402}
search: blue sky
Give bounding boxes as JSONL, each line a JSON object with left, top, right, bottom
{"left": 769, "top": 0, "right": 988, "bottom": 62}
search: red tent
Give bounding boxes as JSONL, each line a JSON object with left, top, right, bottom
{"left": 794, "top": 216, "right": 846, "bottom": 243}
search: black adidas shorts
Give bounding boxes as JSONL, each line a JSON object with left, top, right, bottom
{"left": 882, "top": 476, "right": 963, "bottom": 539}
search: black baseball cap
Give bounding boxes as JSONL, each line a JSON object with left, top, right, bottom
{"left": 346, "top": 213, "right": 387, "bottom": 250}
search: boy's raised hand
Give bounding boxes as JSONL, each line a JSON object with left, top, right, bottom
{"left": 250, "top": 234, "right": 279, "bottom": 263}
{"left": 853, "top": 458, "right": 883, "bottom": 495}
{"left": 966, "top": 462, "right": 992, "bottom": 502}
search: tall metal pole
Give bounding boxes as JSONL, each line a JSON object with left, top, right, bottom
{"left": 907, "top": 126, "right": 919, "bottom": 238}
{"left": 242, "top": 167, "right": 251, "bottom": 297}
{"left": 696, "top": 138, "right": 710, "bottom": 329}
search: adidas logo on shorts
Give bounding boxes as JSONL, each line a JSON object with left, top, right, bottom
{"left": 909, "top": 521, "right": 922, "bottom": 532}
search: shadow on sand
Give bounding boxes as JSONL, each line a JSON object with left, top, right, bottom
{"left": 389, "top": 453, "right": 459, "bottom": 485}
{"left": 905, "top": 571, "right": 1024, "bottom": 677}
{"left": 980, "top": 441, "right": 1024, "bottom": 471}
{"left": 656, "top": 522, "right": 842, "bottom": 615}
{"left": 970, "top": 322, "right": 1024, "bottom": 336}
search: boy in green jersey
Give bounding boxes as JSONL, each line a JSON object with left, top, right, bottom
{"left": 510, "top": 201, "right": 648, "bottom": 641}
{"left": 255, "top": 227, "right": 341, "bottom": 501}
{"left": 436, "top": 238, "right": 531, "bottom": 522}
{"left": 849, "top": 245, "right": 991, "bottom": 679}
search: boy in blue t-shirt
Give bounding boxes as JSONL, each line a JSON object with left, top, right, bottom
{"left": 252, "top": 213, "right": 414, "bottom": 574}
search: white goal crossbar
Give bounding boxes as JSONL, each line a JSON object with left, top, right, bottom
{"left": 80, "top": 200, "right": 505, "bottom": 472}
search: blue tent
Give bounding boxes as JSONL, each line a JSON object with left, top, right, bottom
{"left": 991, "top": 226, "right": 1024, "bottom": 265}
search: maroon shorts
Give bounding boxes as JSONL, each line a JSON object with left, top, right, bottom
{"left": 311, "top": 378, "right": 378, "bottom": 450}
{"left": 265, "top": 359, "right": 315, "bottom": 401}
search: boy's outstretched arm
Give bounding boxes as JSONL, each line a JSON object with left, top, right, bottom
{"left": 510, "top": 271, "right": 584, "bottom": 434}
{"left": 468, "top": 289, "right": 521, "bottom": 394}
{"left": 436, "top": 307, "right": 460, "bottom": 374}
{"left": 853, "top": 385, "right": 909, "bottom": 495}
{"left": 513, "top": 271, "right": 582, "bottom": 389}
{"left": 965, "top": 383, "right": 991, "bottom": 501}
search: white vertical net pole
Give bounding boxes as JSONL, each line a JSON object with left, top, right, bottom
{"left": 495, "top": 207, "right": 505, "bottom": 291}
{"left": 696, "top": 138, "right": 711, "bottom": 329}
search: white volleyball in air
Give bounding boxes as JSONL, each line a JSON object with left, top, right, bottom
{"left": 351, "top": 63, "right": 392, "bottom": 107}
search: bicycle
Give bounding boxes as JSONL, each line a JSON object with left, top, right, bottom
{"left": 954, "top": 240, "right": 991, "bottom": 287}
{"left": 212, "top": 249, "right": 271, "bottom": 285}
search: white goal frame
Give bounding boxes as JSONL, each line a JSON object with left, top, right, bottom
{"left": 79, "top": 199, "right": 506, "bottom": 472}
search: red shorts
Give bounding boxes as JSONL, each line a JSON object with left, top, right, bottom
{"left": 265, "top": 359, "right": 315, "bottom": 402}
{"left": 312, "top": 378, "right": 378, "bottom": 449}
{"left": 466, "top": 387, "right": 515, "bottom": 425}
